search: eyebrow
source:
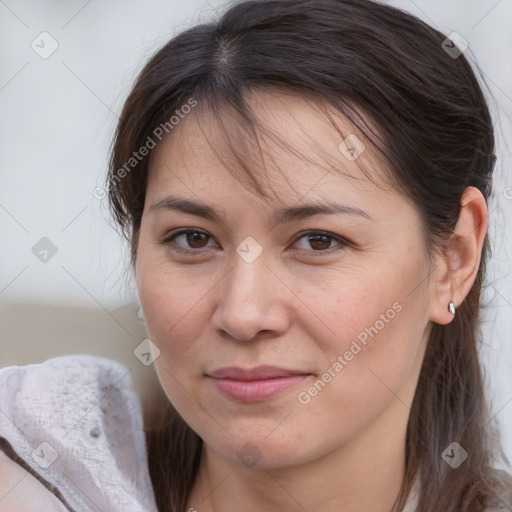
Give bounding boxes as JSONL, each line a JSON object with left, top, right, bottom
{"left": 149, "top": 195, "right": 374, "bottom": 227}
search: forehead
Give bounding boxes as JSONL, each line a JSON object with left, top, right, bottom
{"left": 146, "top": 88, "right": 394, "bottom": 208}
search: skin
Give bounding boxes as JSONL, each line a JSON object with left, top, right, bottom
{"left": 135, "top": 89, "right": 487, "bottom": 512}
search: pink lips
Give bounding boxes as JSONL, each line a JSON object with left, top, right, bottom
{"left": 208, "top": 366, "right": 311, "bottom": 402}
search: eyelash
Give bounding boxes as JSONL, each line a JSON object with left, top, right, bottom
{"left": 161, "top": 229, "right": 350, "bottom": 257}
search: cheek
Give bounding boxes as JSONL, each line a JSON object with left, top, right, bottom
{"left": 136, "top": 264, "right": 213, "bottom": 416}
{"left": 293, "top": 254, "right": 428, "bottom": 404}
{"left": 135, "top": 251, "right": 213, "bottom": 367}
{"left": 291, "top": 260, "right": 407, "bottom": 355}
{"left": 290, "top": 287, "right": 425, "bottom": 457}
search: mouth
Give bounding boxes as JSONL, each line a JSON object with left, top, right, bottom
{"left": 207, "top": 365, "right": 312, "bottom": 402}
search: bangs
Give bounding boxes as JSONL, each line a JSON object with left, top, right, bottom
{"left": 151, "top": 84, "right": 396, "bottom": 208}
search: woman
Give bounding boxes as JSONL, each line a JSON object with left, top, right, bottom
{"left": 0, "top": 0, "right": 510, "bottom": 511}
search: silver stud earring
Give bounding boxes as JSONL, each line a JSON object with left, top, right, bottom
{"left": 448, "top": 301, "right": 456, "bottom": 315}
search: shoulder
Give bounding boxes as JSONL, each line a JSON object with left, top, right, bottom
{"left": 0, "top": 450, "right": 68, "bottom": 511}
{"left": 0, "top": 355, "right": 158, "bottom": 512}
{"left": 0, "top": 354, "right": 139, "bottom": 439}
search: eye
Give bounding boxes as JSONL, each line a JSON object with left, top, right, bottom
{"left": 162, "top": 229, "right": 217, "bottom": 253}
{"left": 161, "top": 228, "right": 350, "bottom": 257}
{"left": 291, "top": 230, "right": 348, "bottom": 254}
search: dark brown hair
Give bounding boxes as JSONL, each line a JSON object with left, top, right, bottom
{"left": 106, "top": 0, "right": 511, "bottom": 510}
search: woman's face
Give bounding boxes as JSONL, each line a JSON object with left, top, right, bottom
{"left": 136, "top": 90, "right": 435, "bottom": 470}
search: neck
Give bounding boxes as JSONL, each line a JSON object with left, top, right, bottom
{"left": 186, "top": 399, "right": 410, "bottom": 512}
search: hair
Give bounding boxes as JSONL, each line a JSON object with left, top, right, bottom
{"left": 106, "top": 0, "right": 511, "bottom": 510}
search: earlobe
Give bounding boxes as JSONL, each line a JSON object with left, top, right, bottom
{"left": 429, "top": 186, "right": 488, "bottom": 325}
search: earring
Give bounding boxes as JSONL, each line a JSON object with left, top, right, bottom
{"left": 448, "top": 301, "right": 456, "bottom": 315}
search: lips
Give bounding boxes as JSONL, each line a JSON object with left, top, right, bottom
{"left": 207, "top": 365, "right": 311, "bottom": 402}
{"left": 208, "top": 365, "right": 309, "bottom": 380}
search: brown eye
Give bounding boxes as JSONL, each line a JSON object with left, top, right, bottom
{"left": 185, "top": 231, "right": 209, "bottom": 248}
{"left": 292, "top": 231, "right": 348, "bottom": 253}
{"left": 308, "top": 234, "right": 332, "bottom": 250}
{"left": 163, "top": 229, "right": 216, "bottom": 252}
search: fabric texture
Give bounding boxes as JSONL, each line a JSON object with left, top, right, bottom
{"left": 0, "top": 354, "right": 158, "bottom": 512}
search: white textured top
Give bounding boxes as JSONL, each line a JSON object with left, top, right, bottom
{"left": 0, "top": 355, "right": 158, "bottom": 512}
{"left": 0, "top": 355, "right": 425, "bottom": 512}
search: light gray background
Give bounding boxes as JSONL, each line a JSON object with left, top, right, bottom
{"left": 1, "top": 0, "right": 511, "bottom": 464}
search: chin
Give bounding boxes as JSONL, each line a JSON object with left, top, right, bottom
{"left": 200, "top": 426, "right": 321, "bottom": 471}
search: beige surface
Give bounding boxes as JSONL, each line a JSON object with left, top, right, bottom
{"left": 0, "top": 301, "right": 166, "bottom": 426}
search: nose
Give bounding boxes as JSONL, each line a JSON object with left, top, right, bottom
{"left": 211, "top": 254, "right": 291, "bottom": 342}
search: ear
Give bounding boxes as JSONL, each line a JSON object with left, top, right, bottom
{"left": 429, "top": 186, "right": 488, "bottom": 325}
